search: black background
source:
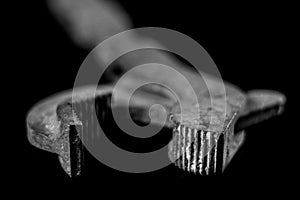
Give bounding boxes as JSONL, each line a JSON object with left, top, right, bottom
{"left": 10, "top": 0, "right": 295, "bottom": 190}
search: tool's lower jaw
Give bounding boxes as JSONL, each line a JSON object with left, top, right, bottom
{"left": 168, "top": 119, "right": 246, "bottom": 176}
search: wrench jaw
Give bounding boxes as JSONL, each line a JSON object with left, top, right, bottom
{"left": 168, "top": 90, "right": 286, "bottom": 176}
{"left": 27, "top": 101, "right": 84, "bottom": 178}
{"left": 26, "top": 86, "right": 113, "bottom": 177}
{"left": 168, "top": 112, "right": 245, "bottom": 176}
{"left": 26, "top": 84, "right": 286, "bottom": 177}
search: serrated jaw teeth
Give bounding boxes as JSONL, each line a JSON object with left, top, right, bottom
{"left": 169, "top": 124, "right": 224, "bottom": 175}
